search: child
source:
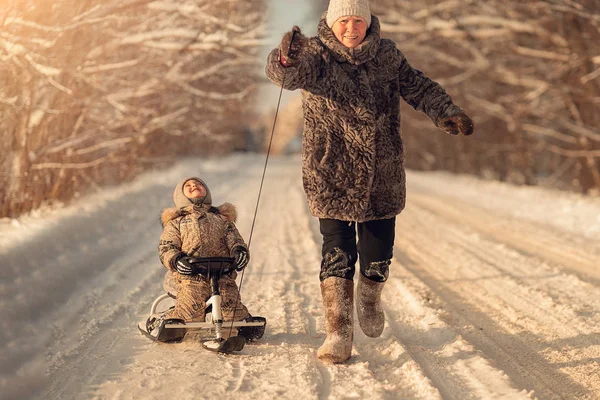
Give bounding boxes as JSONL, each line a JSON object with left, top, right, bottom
{"left": 147, "top": 177, "right": 251, "bottom": 337}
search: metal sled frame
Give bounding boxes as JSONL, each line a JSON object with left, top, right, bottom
{"left": 150, "top": 294, "right": 265, "bottom": 331}
{"left": 139, "top": 257, "right": 266, "bottom": 353}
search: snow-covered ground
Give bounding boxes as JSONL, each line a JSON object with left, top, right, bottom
{"left": 2, "top": 153, "right": 599, "bottom": 400}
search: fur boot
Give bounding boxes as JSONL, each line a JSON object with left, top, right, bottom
{"left": 356, "top": 273, "right": 385, "bottom": 338}
{"left": 317, "top": 277, "right": 354, "bottom": 363}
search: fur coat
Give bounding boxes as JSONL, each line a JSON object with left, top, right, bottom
{"left": 265, "top": 13, "right": 464, "bottom": 222}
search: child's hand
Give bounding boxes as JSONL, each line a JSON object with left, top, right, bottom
{"left": 175, "top": 256, "right": 195, "bottom": 275}
{"left": 439, "top": 113, "right": 474, "bottom": 136}
{"left": 233, "top": 248, "right": 249, "bottom": 271}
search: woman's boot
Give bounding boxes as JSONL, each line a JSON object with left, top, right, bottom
{"left": 356, "top": 273, "right": 385, "bottom": 338}
{"left": 317, "top": 277, "right": 354, "bottom": 363}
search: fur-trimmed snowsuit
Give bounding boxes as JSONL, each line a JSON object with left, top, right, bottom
{"left": 158, "top": 196, "right": 250, "bottom": 322}
{"left": 265, "top": 13, "right": 465, "bottom": 223}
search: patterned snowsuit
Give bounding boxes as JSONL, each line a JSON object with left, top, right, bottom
{"left": 158, "top": 202, "right": 250, "bottom": 322}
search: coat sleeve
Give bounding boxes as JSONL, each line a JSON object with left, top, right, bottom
{"left": 223, "top": 220, "right": 248, "bottom": 256}
{"left": 158, "top": 220, "right": 183, "bottom": 271}
{"left": 265, "top": 38, "right": 323, "bottom": 91}
{"left": 396, "top": 48, "right": 463, "bottom": 126}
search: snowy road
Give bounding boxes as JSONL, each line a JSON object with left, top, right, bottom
{"left": 2, "top": 154, "right": 599, "bottom": 400}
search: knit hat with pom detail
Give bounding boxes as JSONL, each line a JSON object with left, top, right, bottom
{"left": 173, "top": 177, "right": 212, "bottom": 209}
{"left": 326, "top": 0, "right": 371, "bottom": 28}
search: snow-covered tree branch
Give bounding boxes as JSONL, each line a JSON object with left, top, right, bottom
{"left": 372, "top": 0, "right": 600, "bottom": 193}
{"left": 0, "top": 0, "right": 267, "bottom": 217}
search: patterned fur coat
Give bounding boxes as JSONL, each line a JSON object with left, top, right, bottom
{"left": 266, "top": 13, "right": 464, "bottom": 222}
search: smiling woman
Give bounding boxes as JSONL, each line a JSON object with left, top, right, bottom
{"left": 266, "top": 0, "right": 474, "bottom": 364}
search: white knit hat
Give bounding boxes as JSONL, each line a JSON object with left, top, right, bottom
{"left": 326, "top": 0, "right": 371, "bottom": 28}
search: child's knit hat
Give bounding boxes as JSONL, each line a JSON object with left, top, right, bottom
{"left": 173, "top": 177, "right": 212, "bottom": 209}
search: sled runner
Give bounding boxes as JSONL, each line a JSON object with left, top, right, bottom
{"left": 138, "top": 257, "right": 266, "bottom": 354}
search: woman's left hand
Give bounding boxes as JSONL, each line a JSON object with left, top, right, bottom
{"left": 439, "top": 113, "right": 474, "bottom": 136}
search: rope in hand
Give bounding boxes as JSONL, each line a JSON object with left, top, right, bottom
{"left": 227, "top": 30, "right": 298, "bottom": 337}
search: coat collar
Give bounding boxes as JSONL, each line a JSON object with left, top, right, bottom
{"left": 160, "top": 202, "right": 237, "bottom": 226}
{"left": 318, "top": 12, "right": 381, "bottom": 65}
{"left": 184, "top": 204, "right": 211, "bottom": 214}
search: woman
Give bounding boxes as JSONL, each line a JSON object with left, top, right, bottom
{"left": 266, "top": 0, "right": 473, "bottom": 363}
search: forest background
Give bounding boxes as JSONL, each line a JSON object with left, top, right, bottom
{"left": 1, "top": 0, "right": 599, "bottom": 218}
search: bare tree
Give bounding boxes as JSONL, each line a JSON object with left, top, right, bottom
{"left": 0, "top": 0, "right": 267, "bottom": 217}
{"left": 371, "top": 0, "right": 600, "bottom": 193}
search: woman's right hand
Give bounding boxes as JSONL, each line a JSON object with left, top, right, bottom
{"left": 280, "top": 26, "right": 305, "bottom": 66}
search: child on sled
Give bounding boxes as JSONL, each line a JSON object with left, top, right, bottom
{"left": 145, "top": 176, "right": 258, "bottom": 341}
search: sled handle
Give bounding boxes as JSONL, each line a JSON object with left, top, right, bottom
{"left": 188, "top": 257, "right": 236, "bottom": 276}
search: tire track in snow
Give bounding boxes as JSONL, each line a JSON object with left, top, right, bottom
{"left": 234, "top": 162, "right": 320, "bottom": 338}
{"left": 16, "top": 154, "right": 599, "bottom": 399}
{"left": 404, "top": 193, "right": 600, "bottom": 338}
{"left": 3, "top": 156, "right": 250, "bottom": 400}
{"left": 224, "top": 359, "right": 246, "bottom": 393}
{"left": 206, "top": 157, "right": 324, "bottom": 398}
{"left": 256, "top": 164, "right": 330, "bottom": 397}
{"left": 410, "top": 192, "right": 600, "bottom": 283}
{"left": 406, "top": 193, "right": 600, "bottom": 373}
{"left": 44, "top": 250, "right": 166, "bottom": 399}
{"left": 393, "top": 191, "right": 600, "bottom": 399}
{"left": 351, "top": 327, "right": 443, "bottom": 400}
{"left": 243, "top": 158, "right": 433, "bottom": 399}
{"left": 2, "top": 194, "right": 162, "bottom": 334}
{"left": 394, "top": 246, "right": 582, "bottom": 399}
{"left": 378, "top": 256, "right": 530, "bottom": 400}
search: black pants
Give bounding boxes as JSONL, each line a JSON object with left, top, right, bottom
{"left": 319, "top": 217, "right": 395, "bottom": 282}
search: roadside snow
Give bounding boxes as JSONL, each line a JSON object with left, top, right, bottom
{"left": 1, "top": 153, "right": 599, "bottom": 400}
{"left": 408, "top": 170, "right": 600, "bottom": 240}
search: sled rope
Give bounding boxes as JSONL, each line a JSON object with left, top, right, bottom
{"left": 228, "top": 32, "right": 297, "bottom": 336}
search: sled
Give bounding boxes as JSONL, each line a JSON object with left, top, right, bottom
{"left": 138, "top": 257, "right": 266, "bottom": 354}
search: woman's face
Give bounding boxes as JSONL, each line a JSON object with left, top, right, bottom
{"left": 183, "top": 179, "right": 206, "bottom": 199}
{"left": 332, "top": 16, "right": 368, "bottom": 48}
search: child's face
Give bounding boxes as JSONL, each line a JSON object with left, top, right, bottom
{"left": 183, "top": 179, "right": 207, "bottom": 199}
